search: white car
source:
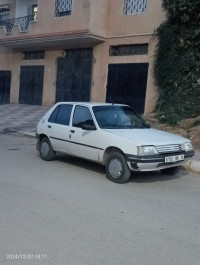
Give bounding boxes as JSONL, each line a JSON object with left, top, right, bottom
{"left": 36, "top": 102, "right": 194, "bottom": 183}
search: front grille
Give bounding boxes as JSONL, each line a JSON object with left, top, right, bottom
{"left": 156, "top": 144, "right": 181, "bottom": 154}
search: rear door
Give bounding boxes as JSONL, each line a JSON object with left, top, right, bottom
{"left": 47, "top": 104, "right": 73, "bottom": 152}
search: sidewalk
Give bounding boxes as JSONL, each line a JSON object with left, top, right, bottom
{"left": 184, "top": 149, "right": 200, "bottom": 174}
{"left": 0, "top": 104, "right": 199, "bottom": 174}
{"left": 0, "top": 104, "right": 49, "bottom": 137}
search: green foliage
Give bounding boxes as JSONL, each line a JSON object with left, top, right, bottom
{"left": 154, "top": 0, "right": 200, "bottom": 125}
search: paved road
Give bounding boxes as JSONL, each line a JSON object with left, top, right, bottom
{"left": 0, "top": 133, "right": 200, "bottom": 265}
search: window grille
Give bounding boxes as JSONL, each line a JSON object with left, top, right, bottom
{"left": 123, "top": 0, "right": 147, "bottom": 15}
{"left": 23, "top": 51, "right": 45, "bottom": 60}
{"left": 55, "top": 0, "right": 72, "bottom": 17}
{"left": 0, "top": 5, "right": 36, "bottom": 34}
{"left": 109, "top": 44, "right": 148, "bottom": 56}
{"left": 0, "top": 6, "right": 9, "bottom": 26}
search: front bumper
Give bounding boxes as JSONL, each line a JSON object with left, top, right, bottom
{"left": 126, "top": 151, "right": 195, "bottom": 171}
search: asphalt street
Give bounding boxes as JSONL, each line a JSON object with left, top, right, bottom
{"left": 0, "top": 133, "right": 200, "bottom": 265}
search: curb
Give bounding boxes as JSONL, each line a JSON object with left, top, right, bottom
{"left": 18, "top": 131, "right": 36, "bottom": 137}
{"left": 183, "top": 160, "right": 200, "bottom": 174}
{"left": 0, "top": 129, "right": 36, "bottom": 138}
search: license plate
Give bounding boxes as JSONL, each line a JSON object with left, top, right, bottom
{"left": 165, "top": 154, "right": 184, "bottom": 163}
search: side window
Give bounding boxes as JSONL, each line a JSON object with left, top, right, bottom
{"left": 73, "top": 106, "right": 95, "bottom": 128}
{"left": 48, "top": 106, "right": 60, "bottom": 123}
{"left": 48, "top": 104, "right": 72, "bottom": 125}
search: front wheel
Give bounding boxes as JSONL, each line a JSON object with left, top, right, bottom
{"left": 106, "top": 152, "right": 131, "bottom": 183}
{"left": 39, "top": 137, "right": 55, "bottom": 161}
{"left": 161, "top": 166, "right": 181, "bottom": 175}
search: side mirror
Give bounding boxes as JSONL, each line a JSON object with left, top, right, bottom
{"left": 81, "top": 123, "right": 96, "bottom": 131}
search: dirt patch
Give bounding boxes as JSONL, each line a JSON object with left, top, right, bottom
{"left": 145, "top": 114, "right": 200, "bottom": 150}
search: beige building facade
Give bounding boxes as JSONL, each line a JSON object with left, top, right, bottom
{"left": 0, "top": 0, "right": 165, "bottom": 114}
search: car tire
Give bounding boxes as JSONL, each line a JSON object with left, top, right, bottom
{"left": 106, "top": 152, "right": 131, "bottom": 183}
{"left": 161, "top": 166, "right": 181, "bottom": 175}
{"left": 39, "top": 137, "right": 55, "bottom": 161}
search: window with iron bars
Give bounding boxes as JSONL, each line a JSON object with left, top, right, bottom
{"left": 123, "top": 0, "right": 147, "bottom": 15}
{"left": 22, "top": 51, "right": 45, "bottom": 60}
{"left": 109, "top": 44, "right": 148, "bottom": 56}
{"left": 55, "top": 0, "right": 72, "bottom": 17}
{"left": 0, "top": 7, "right": 9, "bottom": 26}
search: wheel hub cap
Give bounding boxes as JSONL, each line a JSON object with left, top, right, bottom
{"left": 41, "top": 142, "right": 49, "bottom": 158}
{"left": 109, "top": 158, "right": 122, "bottom": 178}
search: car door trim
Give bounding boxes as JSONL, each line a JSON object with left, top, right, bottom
{"left": 50, "top": 136, "right": 104, "bottom": 151}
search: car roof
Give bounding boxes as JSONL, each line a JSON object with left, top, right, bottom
{"left": 55, "top": 102, "right": 127, "bottom": 107}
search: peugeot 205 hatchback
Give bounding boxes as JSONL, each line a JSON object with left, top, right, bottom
{"left": 36, "top": 102, "right": 194, "bottom": 183}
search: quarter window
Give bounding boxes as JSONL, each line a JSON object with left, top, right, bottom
{"left": 55, "top": 0, "right": 72, "bottom": 17}
{"left": 123, "top": 0, "right": 147, "bottom": 15}
{"left": 73, "top": 106, "right": 95, "bottom": 128}
{"left": 48, "top": 104, "right": 72, "bottom": 125}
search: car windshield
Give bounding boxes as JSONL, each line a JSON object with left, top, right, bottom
{"left": 92, "top": 105, "right": 149, "bottom": 129}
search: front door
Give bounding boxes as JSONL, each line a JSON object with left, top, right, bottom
{"left": 106, "top": 63, "right": 149, "bottom": 114}
{"left": 19, "top": 66, "right": 44, "bottom": 105}
{"left": 56, "top": 48, "right": 93, "bottom": 102}
{"left": 69, "top": 105, "right": 99, "bottom": 161}
{"left": 0, "top": 71, "right": 11, "bottom": 104}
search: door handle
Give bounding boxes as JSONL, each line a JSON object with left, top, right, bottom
{"left": 48, "top": 125, "right": 51, "bottom": 128}
{"left": 70, "top": 130, "right": 75, "bottom": 133}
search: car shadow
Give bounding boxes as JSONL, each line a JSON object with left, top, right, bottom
{"left": 130, "top": 168, "right": 188, "bottom": 183}
{"left": 54, "top": 154, "right": 188, "bottom": 183}
{"left": 55, "top": 154, "right": 106, "bottom": 175}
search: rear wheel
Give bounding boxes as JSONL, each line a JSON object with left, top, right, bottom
{"left": 161, "top": 166, "right": 181, "bottom": 175}
{"left": 106, "top": 152, "right": 131, "bottom": 183}
{"left": 39, "top": 137, "right": 55, "bottom": 161}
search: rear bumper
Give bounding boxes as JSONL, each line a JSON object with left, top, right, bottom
{"left": 126, "top": 151, "right": 195, "bottom": 171}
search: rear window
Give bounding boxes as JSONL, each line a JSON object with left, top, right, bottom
{"left": 48, "top": 104, "right": 73, "bottom": 125}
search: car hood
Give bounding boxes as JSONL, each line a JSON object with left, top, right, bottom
{"left": 103, "top": 128, "right": 188, "bottom": 146}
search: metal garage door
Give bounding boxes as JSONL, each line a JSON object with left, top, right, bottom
{"left": 19, "top": 66, "right": 44, "bottom": 105}
{"left": 0, "top": 71, "right": 11, "bottom": 104}
{"left": 106, "top": 63, "right": 149, "bottom": 114}
{"left": 56, "top": 49, "right": 92, "bottom": 102}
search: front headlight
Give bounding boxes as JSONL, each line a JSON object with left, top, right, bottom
{"left": 137, "top": 146, "right": 158, "bottom": 156}
{"left": 181, "top": 142, "right": 193, "bottom": 152}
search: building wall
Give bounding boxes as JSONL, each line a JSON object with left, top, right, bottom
{"left": 90, "top": 0, "right": 165, "bottom": 113}
{"left": 0, "top": 0, "right": 92, "bottom": 37}
{"left": 0, "top": 0, "right": 166, "bottom": 114}
{"left": 91, "top": 36, "right": 158, "bottom": 114}
{"left": 15, "top": 0, "right": 38, "bottom": 17}
{"left": 108, "top": 0, "right": 164, "bottom": 36}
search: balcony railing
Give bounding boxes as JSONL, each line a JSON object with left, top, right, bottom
{"left": 0, "top": 12, "right": 37, "bottom": 34}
